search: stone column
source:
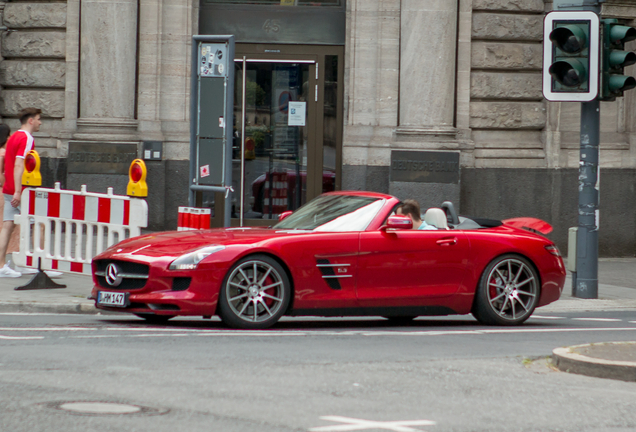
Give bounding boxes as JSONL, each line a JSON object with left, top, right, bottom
{"left": 398, "top": 0, "right": 458, "bottom": 137}
{"left": 0, "top": 1, "right": 5, "bottom": 123}
{"left": 76, "top": 0, "right": 138, "bottom": 140}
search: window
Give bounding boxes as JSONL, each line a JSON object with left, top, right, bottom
{"left": 203, "top": 0, "right": 342, "bottom": 6}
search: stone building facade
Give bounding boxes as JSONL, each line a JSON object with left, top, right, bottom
{"left": 1, "top": 0, "right": 635, "bottom": 255}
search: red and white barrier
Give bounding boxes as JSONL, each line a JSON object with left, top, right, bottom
{"left": 13, "top": 183, "right": 148, "bottom": 275}
{"left": 263, "top": 172, "right": 288, "bottom": 216}
{"left": 177, "top": 207, "right": 211, "bottom": 231}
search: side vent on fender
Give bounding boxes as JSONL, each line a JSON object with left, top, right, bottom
{"left": 316, "top": 259, "right": 353, "bottom": 290}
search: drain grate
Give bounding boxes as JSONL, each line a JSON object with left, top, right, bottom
{"left": 43, "top": 401, "right": 168, "bottom": 416}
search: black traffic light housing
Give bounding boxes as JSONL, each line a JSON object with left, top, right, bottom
{"left": 549, "top": 25, "right": 590, "bottom": 89}
{"left": 543, "top": 11, "right": 599, "bottom": 102}
{"left": 600, "top": 19, "right": 636, "bottom": 101}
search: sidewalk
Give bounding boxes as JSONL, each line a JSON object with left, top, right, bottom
{"left": 540, "top": 257, "right": 636, "bottom": 312}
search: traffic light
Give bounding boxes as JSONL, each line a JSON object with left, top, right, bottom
{"left": 600, "top": 19, "right": 636, "bottom": 100}
{"left": 543, "top": 11, "right": 600, "bottom": 102}
{"left": 22, "top": 150, "right": 42, "bottom": 187}
{"left": 127, "top": 159, "right": 148, "bottom": 197}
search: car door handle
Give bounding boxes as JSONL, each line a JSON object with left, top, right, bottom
{"left": 436, "top": 237, "right": 457, "bottom": 246}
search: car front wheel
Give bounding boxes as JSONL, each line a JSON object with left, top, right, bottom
{"left": 218, "top": 255, "right": 291, "bottom": 329}
{"left": 472, "top": 254, "right": 540, "bottom": 326}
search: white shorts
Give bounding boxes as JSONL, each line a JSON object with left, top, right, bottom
{"left": 3, "top": 194, "right": 20, "bottom": 222}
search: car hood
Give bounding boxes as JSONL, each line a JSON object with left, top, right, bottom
{"left": 101, "top": 228, "right": 310, "bottom": 259}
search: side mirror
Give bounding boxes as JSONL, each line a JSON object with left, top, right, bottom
{"left": 278, "top": 211, "right": 293, "bottom": 222}
{"left": 381, "top": 215, "right": 413, "bottom": 231}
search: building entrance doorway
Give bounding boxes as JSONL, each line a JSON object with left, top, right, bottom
{"left": 208, "top": 44, "right": 343, "bottom": 227}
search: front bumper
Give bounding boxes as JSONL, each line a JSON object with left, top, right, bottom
{"left": 92, "top": 265, "right": 224, "bottom": 316}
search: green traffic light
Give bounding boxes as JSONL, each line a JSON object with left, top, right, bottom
{"left": 551, "top": 25, "right": 588, "bottom": 53}
{"left": 549, "top": 59, "right": 587, "bottom": 87}
{"left": 609, "top": 75, "right": 636, "bottom": 92}
{"left": 609, "top": 25, "right": 636, "bottom": 44}
{"left": 600, "top": 19, "right": 636, "bottom": 99}
{"left": 609, "top": 50, "right": 636, "bottom": 68}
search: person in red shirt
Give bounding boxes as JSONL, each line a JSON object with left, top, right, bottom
{"left": 0, "top": 108, "right": 41, "bottom": 277}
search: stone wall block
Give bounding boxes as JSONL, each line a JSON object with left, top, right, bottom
{"left": 472, "top": 42, "right": 542, "bottom": 70}
{"left": 4, "top": 3, "right": 67, "bottom": 28}
{"left": 0, "top": 61, "right": 66, "bottom": 88}
{"left": 471, "top": 72, "right": 543, "bottom": 100}
{"left": 472, "top": 0, "right": 544, "bottom": 12}
{"left": 0, "top": 90, "right": 65, "bottom": 118}
{"left": 1, "top": 31, "right": 66, "bottom": 58}
{"left": 470, "top": 102, "right": 546, "bottom": 129}
{"left": 472, "top": 13, "right": 543, "bottom": 41}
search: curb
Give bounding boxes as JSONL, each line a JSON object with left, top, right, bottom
{"left": 553, "top": 342, "right": 636, "bottom": 382}
{"left": 0, "top": 301, "right": 115, "bottom": 315}
{"left": 540, "top": 299, "right": 636, "bottom": 312}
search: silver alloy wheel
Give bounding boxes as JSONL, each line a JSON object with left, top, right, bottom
{"left": 486, "top": 258, "right": 538, "bottom": 321}
{"left": 225, "top": 259, "right": 285, "bottom": 323}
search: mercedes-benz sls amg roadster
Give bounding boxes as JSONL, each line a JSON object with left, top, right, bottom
{"left": 91, "top": 191, "right": 566, "bottom": 329}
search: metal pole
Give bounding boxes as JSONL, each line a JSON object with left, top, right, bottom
{"left": 223, "top": 37, "right": 236, "bottom": 228}
{"left": 573, "top": 99, "right": 600, "bottom": 299}
{"left": 553, "top": 0, "right": 602, "bottom": 299}
{"left": 189, "top": 39, "right": 199, "bottom": 208}
{"left": 240, "top": 56, "right": 247, "bottom": 227}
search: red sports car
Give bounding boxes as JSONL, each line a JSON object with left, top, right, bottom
{"left": 91, "top": 191, "right": 566, "bottom": 329}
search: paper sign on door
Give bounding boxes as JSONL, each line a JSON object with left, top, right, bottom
{"left": 288, "top": 101, "right": 306, "bottom": 126}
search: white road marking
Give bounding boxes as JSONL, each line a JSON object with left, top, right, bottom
{"left": 530, "top": 315, "right": 567, "bottom": 320}
{"left": 0, "top": 327, "right": 97, "bottom": 331}
{"left": 0, "top": 312, "right": 95, "bottom": 316}
{"left": 106, "top": 327, "right": 308, "bottom": 336}
{"left": 70, "top": 334, "right": 191, "bottom": 339}
{"left": 477, "top": 327, "right": 636, "bottom": 334}
{"left": 106, "top": 327, "right": 209, "bottom": 333}
{"left": 309, "top": 416, "right": 435, "bottom": 432}
{"left": 43, "top": 326, "right": 636, "bottom": 341}
{"left": 2, "top": 319, "right": 636, "bottom": 341}
{"left": 0, "top": 335, "right": 45, "bottom": 340}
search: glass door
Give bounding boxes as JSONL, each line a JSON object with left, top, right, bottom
{"left": 204, "top": 44, "right": 343, "bottom": 228}
{"left": 234, "top": 58, "right": 317, "bottom": 224}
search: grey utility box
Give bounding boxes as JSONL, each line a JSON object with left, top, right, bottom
{"left": 567, "top": 227, "right": 578, "bottom": 273}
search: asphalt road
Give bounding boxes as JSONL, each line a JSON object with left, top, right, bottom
{"left": 2, "top": 311, "right": 636, "bottom": 432}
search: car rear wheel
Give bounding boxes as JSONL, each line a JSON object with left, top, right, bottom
{"left": 472, "top": 254, "right": 540, "bottom": 326}
{"left": 218, "top": 255, "right": 291, "bottom": 329}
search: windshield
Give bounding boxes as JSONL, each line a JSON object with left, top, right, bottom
{"left": 274, "top": 195, "right": 384, "bottom": 231}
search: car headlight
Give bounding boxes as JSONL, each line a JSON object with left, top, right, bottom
{"left": 169, "top": 246, "right": 225, "bottom": 270}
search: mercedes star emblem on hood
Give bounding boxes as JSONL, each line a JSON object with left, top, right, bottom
{"left": 105, "top": 263, "right": 123, "bottom": 287}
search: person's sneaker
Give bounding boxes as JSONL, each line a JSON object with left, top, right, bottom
{"left": 10, "top": 262, "right": 38, "bottom": 274}
{"left": 8, "top": 261, "right": 63, "bottom": 278}
{"left": 0, "top": 264, "right": 21, "bottom": 278}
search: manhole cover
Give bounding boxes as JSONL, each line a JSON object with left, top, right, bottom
{"left": 43, "top": 401, "right": 168, "bottom": 416}
{"left": 60, "top": 402, "right": 141, "bottom": 414}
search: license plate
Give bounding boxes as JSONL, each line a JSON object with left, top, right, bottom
{"left": 97, "top": 291, "right": 127, "bottom": 307}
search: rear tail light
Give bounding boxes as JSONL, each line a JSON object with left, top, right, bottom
{"left": 545, "top": 245, "right": 561, "bottom": 256}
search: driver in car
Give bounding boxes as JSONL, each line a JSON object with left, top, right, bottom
{"left": 395, "top": 199, "right": 437, "bottom": 230}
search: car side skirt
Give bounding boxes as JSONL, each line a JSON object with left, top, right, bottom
{"left": 288, "top": 305, "right": 458, "bottom": 317}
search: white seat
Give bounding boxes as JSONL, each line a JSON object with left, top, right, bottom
{"left": 424, "top": 208, "right": 449, "bottom": 230}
